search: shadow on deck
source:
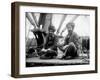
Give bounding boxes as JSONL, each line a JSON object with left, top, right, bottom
{"left": 26, "top": 57, "right": 89, "bottom": 67}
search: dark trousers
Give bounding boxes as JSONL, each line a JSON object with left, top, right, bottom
{"left": 62, "top": 43, "right": 78, "bottom": 59}
{"left": 40, "top": 50, "right": 57, "bottom": 59}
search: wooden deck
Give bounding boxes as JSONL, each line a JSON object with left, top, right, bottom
{"left": 26, "top": 57, "right": 89, "bottom": 67}
{"left": 26, "top": 52, "right": 89, "bottom": 67}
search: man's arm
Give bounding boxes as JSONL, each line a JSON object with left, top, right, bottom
{"left": 73, "top": 33, "right": 80, "bottom": 50}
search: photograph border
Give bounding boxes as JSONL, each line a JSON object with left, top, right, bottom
{"left": 11, "top": 2, "right": 98, "bottom": 78}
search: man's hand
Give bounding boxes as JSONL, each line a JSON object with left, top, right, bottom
{"left": 63, "top": 45, "right": 69, "bottom": 50}
{"left": 41, "top": 48, "right": 47, "bottom": 51}
{"left": 47, "top": 48, "right": 51, "bottom": 51}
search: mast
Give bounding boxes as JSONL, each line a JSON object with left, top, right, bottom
{"left": 38, "top": 13, "right": 52, "bottom": 33}
{"left": 56, "top": 14, "right": 67, "bottom": 35}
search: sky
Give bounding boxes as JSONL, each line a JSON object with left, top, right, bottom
{"left": 26, "top": 13, "right": 90, "bottom": 39}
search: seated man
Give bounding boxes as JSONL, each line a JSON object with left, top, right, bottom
{"left": 40, "top": 25, "right": 58, "bottom": 59}
{"left": 59, "top": 22, "right": 79, "bottom": 59}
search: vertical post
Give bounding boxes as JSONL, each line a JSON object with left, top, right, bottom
{"left": 38, "top": 13, "right": 52, "bottom": 33}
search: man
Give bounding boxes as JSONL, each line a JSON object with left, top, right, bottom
{"left": 40, "top": 25, "right": 58, "bottom": 59}
{"left": 59, "top": 22, "right": 79, "bottom": 59}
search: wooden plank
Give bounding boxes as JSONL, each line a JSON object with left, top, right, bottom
{"left": 26, "top": 57, "right": 89, "bottom": 64}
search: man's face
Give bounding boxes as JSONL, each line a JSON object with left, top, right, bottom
{"left": 67, "top": 24, "right": 73, "bottom": 33}
{"left": 49, "top": 30, "right": 54, "bottom": 34}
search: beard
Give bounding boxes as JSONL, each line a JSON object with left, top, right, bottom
{"left": 68, "top": 30, "right": 73, "bottom": 34}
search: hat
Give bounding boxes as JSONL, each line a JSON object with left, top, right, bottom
{"left": 66, "top": 22, "right": 75, "bottom": 29}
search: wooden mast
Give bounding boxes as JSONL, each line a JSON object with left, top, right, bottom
{"left": 56, "top": 14, "right": 67, "bottom": 35}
